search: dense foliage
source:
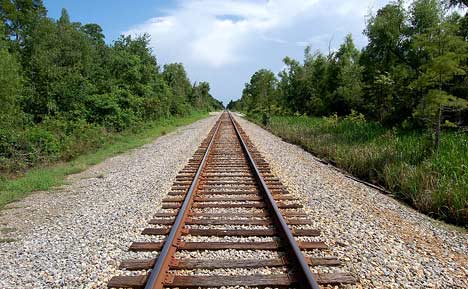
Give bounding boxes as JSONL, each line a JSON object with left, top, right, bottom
{"left": 229, "top": 0, "right": 468, "bottom": 132}
{"left": 0, "top": 1, "right": 222, "bottom": 174}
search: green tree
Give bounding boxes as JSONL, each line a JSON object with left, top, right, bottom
{"left": 0, "top": 0, "right": 46, "bottom": 45}
{"left": 412, "top": 20, "right": 468, "bottom": 151}
{"left": 369, "top": 72, "right": 397, "bottom": 122}
{"left": 0, "top": 22, "right": 22, "bottom": 126}
{"left": 332, "top": 34, "right": 363, "bottom": 113}
{"left": 302, "top": 49, "right": 331, "bottom": 115}
{"left": 361, "top": 2, "right": 416, "bottom": 123}
{"left": 80, "top": 23, "right": 105, "bottom": 46}
{"left": 162, "top": 63, "right": 192, "bottom": 114}
{"left": 363, "top": 2, "right": 409, "bottom": 75}
{"left": 24, "top": 10, "right": 94, "bottom": 120}
{"left": 410, "top": 0, "right": 441, "bottom": 35}
{"left": 242, "top": 69, "right": 278, "bottom": 114}
{"left": 190, "top": 82, "right": 217, "bottom": 110}
{"left": 278, "top": 57, "right": 306, "bottom": 114}
{"left": 110, "top": 34, "right": 158, "bottom": 96}
{"left": 0, "top": 1, "right": 221, "bottom": 174}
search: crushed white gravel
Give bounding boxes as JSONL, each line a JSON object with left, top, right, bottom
{"left": 234, "top": 114, "right": 468, "bottom": 289}
{"left": 175, "top": 249, "right": 283, "bottom": 260}
{"left": 2, "top": 111, "right": 466, "bottom": 289}
{"left": 0, "top": 114, "right": 219, "bottom": 289}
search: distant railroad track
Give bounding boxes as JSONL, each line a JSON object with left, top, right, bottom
{"left": 108, "top": 111, "right": 355, "bottom": 289}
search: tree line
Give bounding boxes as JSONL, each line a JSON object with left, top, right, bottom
{"left": 228, "top": 0, "right": 468, "bottom": 139}
{"left": 0, "top": 0, "right": 223, "bottom": 173}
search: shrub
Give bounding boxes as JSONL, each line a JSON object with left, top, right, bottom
{"left": 259, "top": 114, "right": 468, "bottom": 226}
{"left": 24, "top": 126, "right": 61, "bottom": 157}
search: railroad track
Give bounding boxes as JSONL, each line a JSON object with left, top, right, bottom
{"left": 108, "top": 111, "right": 355, "bottom": 289}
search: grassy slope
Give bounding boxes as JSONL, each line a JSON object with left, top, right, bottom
{"left": 0, "top": 112, "right": 209, "bottom": 208}
{"left": 249, "top": 114, "right": 467, "bottom": 227}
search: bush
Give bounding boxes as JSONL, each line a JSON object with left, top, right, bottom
{"left": 257, "top": 114, "right": 468, "bottom": 226}
{"left": 0, "top": 117, "right": 111, "bottom": 173}
{"left": 24, "top": 126, "right": 61, "bottom": 156}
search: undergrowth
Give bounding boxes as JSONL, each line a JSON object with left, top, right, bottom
{"left": 248, "top": 113, "right": 468, "bottom": 227}
{"left": 0, "top": 112, "right": 209, "bottom": 208}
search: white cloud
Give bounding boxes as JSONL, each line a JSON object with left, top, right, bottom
{"left": 123, "top": 0, "right": 391, "bottom": 103}
{"left": 125, "top": 0, "right": 323, "bottom": 67}
{"left": 189, "top": 19, "right": 249, "bottom": 67}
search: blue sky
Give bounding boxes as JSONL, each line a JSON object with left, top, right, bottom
{"left": 44, "top": 0, "right": 172, "bottom": 42}
{"left": 44, "top": 0, "right": 391, "bottom": 105}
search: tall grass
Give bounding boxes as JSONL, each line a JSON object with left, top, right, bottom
{"left": 251, "top": 114, "right": 467, "bottom": 226}
{"left": 0, "top": 112, "right": 209, "bottom": 208}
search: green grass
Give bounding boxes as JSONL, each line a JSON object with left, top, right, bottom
{"left": 0, "top": 112, "right": 209, "bottom": 209}
{"left": 0, "top": 238, "right": 16, "bottom": 243}
{"left": 0, "top": 227, "right": 16, "bottom": 233}
{"left": 250, "top": 114, "right": 468, "bottom": 227}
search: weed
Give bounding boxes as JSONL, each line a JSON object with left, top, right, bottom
{"left": 0, "top": 112, "right": 209, "bottom": 209}
{"left": 0, "top": 227, "right": 16, "bottom": 233}
{"left": 253, "top": 115, "right": 468, "bottom": 227}
{"left": 0, "top": 238, "right": 16, "bottom": 243}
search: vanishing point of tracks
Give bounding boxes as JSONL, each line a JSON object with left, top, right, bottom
{"left": 108, "top": 112, "right": 355, "bottom": 289}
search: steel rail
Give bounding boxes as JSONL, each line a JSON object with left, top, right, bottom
{"left": 228, "top": 111, "right": 321, "bottom": 289}
{"left": 144, "top": 114, "right": 223, "bottom": 289}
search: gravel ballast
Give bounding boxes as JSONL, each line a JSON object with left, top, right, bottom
{"left": 1, "top": 112, "right": 467, "bottom": 289}
{"left": 234, "top": 114, "right": 468, "bottom": 289}
{"left": 0, "top": 114, "right": 219, "bottom": 289}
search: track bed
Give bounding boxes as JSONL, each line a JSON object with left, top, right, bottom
{"left": 108, "top": 112, "right": 355, "bottom": 289}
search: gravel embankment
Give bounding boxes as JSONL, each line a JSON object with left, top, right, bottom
{"left": 1, "top": 112, "right": 466, "bottom": 289}
{"left": 234, "top": 114, "right": 468, "bottom": 289}
{"left": 0, "top": 114, "right": 219, "bottom": 289}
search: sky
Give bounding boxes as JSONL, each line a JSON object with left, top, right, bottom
{"left": 44, "top": 0, "right": 391, "bottom": 105}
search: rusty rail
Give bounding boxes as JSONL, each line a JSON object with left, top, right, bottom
{"left": 229, "top": 112, "right": 320, "bottom": 289}
{"left": 107, "top": 111, "right": 355, "bottom": 289}
{"left": 143, "top": 113, "right": 223, "bottom": 289}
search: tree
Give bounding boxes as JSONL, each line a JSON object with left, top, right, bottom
{"left": 410, "top": 0, "right": 441, "bottom": 35}
{"left": 360, "top": 2, "right": 417, "bottom": 123}
{"left": 359, "top": 0, "right": 448, "bottom": 125}
{"left": 0, "top": 0, "right": 46, "bottom": 45}
{"left": 302, "top": 49, "right": 331, "bottom": 115}
{"left": 0, "top": 1, "right": 221, "bottom": 173}
{"left": 24, "top": 12, "right": 94, "bottom": 120}
{"left": 0, "top": 22, "right": 22, "bottom": 126}
{"left": 190, "top": 82, "right": 208, "bottom": 109}
{"left": 80, "top": 23, "right": 105, "bottom": 46}
{"left": 162, "top": 63, "right": 192, "bottom": 114}
{"left": 412, "top": 20, "right": 468, "bottom": 151}
{"left": 363, "top": 2, "right": 409, "bottom": 74}
{"left": 110, "top": 34, "right": 159, "bottom": 96}
{"left": 242, "top": 69, "right": 278, "bottom": 114}
{"left": 278, "top": 57, "right": 305, "bottom": 114}
{"left": 332, "top": 34, "right": 363, "bottom": 114}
